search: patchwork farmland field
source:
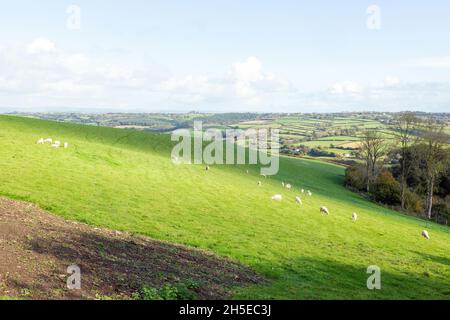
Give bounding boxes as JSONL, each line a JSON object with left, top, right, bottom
{"left": 20, "top": 112, "right": 449, "bottom": 161}
{"left": 0, "top": 115, "right": 449, "bottom": 299}
{"left": 232, "top": 115, "right": 396, "bottom": 159}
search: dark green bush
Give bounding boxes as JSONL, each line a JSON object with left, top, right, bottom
{"left": 132, "top": 285, "right": 162, "bottom": 300}
{"left": 404, "top": 190, "right": 424, "bottom": 214}
{"left": 344, "top": 164, "right": 366, "bottom": 191}
{"left": 371, "top": 170, "right": 401, "bottom": 205}
{"left": 432, "top": 202, "right": 450, "bottom": 224}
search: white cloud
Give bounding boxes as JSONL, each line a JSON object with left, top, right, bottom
{"left": 27, "top": 38, "right": 57, "bottom": 55}
{"left": 1, "top": 39, "right": 449, "bottom": 112}
{"left": 4, "top": 41, "right": 296, "bottom": 109}
{"left": 330, "top": 81, "right": 362, "bottom": 95}
{"left": 233, "top": 56, "right": 263, "bottom": 83}
{"left": 383, "top": 76, "right": 400, "bottom": 87}
{"left": 157, "top": 57, "right": 294, "bottom": 108}
{"left": 408, "top": 55, "right": 450, "bottom": 68}
{"left": 231, "top": 57, "right": 293, "bottom": 99}
{"left": 41, "top": 80, "right": 102, "bottom": 96}
{"left": 61, "top": 54, "right": 90, "bottom": 74}
{"left": 0, "top": 39, "right": 170, "bottom": 100}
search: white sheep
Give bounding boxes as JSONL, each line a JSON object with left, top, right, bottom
{"left": 422, "top": 230, "right": 430, "bottom": 240}
{"left": 64, "top": 142, "right": 69, "bottom": 149}
{"left": 271, "top": 194, "right": 283, "bottom": 201}
{"left": 295, "top": 196, "right": 302, "bottom": 205}
{"left": 301, "top": 189, "right": 305, "bottom": 193}
{"left": 51, "top": 143, "right": 60, "bottom": 148}
{"left": 352, "top": 212, "right": 358, "bottom": 221}
{"left": 258, "top": 181, "right": 262, "bottom": 186}
{"left": 307, "top": 190, "right": 312, "bottom": 197}
{"left": 320, "top": 206, "right": 329, "bottom": 215}
{"left": 36, "top": 138, "right": 44, "bottom": 145}
{"left": 286, "top": 184, "right": 292, "bottom": 190}
{"left": 44, "top": 138, "right": 52, "bottom": 144}
{"left": 282, "top": 182, "right": 285, "bottom": 187}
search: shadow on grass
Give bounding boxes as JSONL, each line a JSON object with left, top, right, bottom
{"left": 412, "top": 252, "right": 450, "bottom": 267}
{"left": 238, "top": 256, "right": 450, "bottom": 299}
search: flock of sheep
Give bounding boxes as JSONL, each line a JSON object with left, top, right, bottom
{"left": 259, "top": 174, "right": 430, "bottom": 240}
{"left": 269, "top": 181, "right": 344, "bottom": 218}
{"left": 30, "top": 152, "right": 429, "bottom": 240}
{"left": 205, "top": 165, "right": 431, "bottom": 240}
{"left": 36, "top": 138, "right": 69, "bottom": 149}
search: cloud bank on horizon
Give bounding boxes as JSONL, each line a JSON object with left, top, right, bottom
{"left": 0, "top": 1, "right": 450, "bottom": 113}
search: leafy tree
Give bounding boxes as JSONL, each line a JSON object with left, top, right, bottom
{"left": 391, "top": 112, "right": 420, "bottom": 210}
{"left": 419, "top": 119, "right": 449, "bottom": 219}
{"left": 360, "top": 130, "right": 387, "bottom": 192}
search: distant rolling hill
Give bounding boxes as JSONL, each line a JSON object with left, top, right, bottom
{"left": 0, "top": 115, "right": 449, "bottom": 299}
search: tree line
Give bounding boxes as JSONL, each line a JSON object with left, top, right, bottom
{"left": 345, "top": 113, "right": 450, "bottom": 225}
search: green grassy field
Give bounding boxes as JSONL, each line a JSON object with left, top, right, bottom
{"left": 0, "top": 115, "right": 449, "bottom": 299}
{"left": 316, "top": 136, "right": 361, "bottom": 141}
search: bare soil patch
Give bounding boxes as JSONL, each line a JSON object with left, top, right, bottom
{"left": 0, "top": 197, "right": 263, "bottom": 300}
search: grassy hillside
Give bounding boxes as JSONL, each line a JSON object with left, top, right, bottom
{"left": 0, "top": 115, "right": 449, "bottom": 299}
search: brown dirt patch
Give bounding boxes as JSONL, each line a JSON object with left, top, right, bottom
{"left": 0, "top": 197, "right": 263, "bottom": 300}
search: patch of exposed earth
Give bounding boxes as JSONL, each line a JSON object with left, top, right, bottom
{"left": 0, "top": 197, "right": 263, "bottom": 299}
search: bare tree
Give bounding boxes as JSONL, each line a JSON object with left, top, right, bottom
{"left": 360, "top": 130, "right": 387, "bottom": 192}
{"left": 419, "top": 119, "right": 449, "bottom": 219}
{"left": 391, "top": 112, "right": 420, "bottom": 209}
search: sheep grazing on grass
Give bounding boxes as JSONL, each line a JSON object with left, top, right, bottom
{"left": 258, "top": 181, "right": 262, "bottom": 186}
{"left": 205, "top": 166, "right": 210, "bottom": 171}
{"left": 422, "top": 230, "right": 430, "bottom": 240}
{"left": 352, "top": 212, "right": 358, "bottom": 221}
{"left": 51, "top": 141, "right": 61, "bottom": 148}
{"left": 64, "top": 142, "right": 69, "bottom": 149}
{"left": 301, "top": 189, "right": 305, "bottom": 193}
{"left": 271, "top": 194, "right": 283, "bottom": 201}
{"left": 44, "top": 138, "right": 52, "bottom": 144}
{"left": 286, "top": 184, "right": 292, "bottom": 190}
{"left": 282, "top": 182, "right": 285, "bottom": 187}
{"left": 36, "top": 138, "right": 44, "bottom": 145}
{"left": 320, "top": 206, "right": 329, "bottom": 215}
{"left": 295, "top": 196, "right": 302, "bottom": 205}
{"left": 307, "top": 190, "right": 312, "bottom": 197}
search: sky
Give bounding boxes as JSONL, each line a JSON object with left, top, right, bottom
{"left": 1, "top": 0, "right": 450, "bottom": 113}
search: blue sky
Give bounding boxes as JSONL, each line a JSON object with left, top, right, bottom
{"left": 1, "top": 0, "right": 450, "bottom": 112}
